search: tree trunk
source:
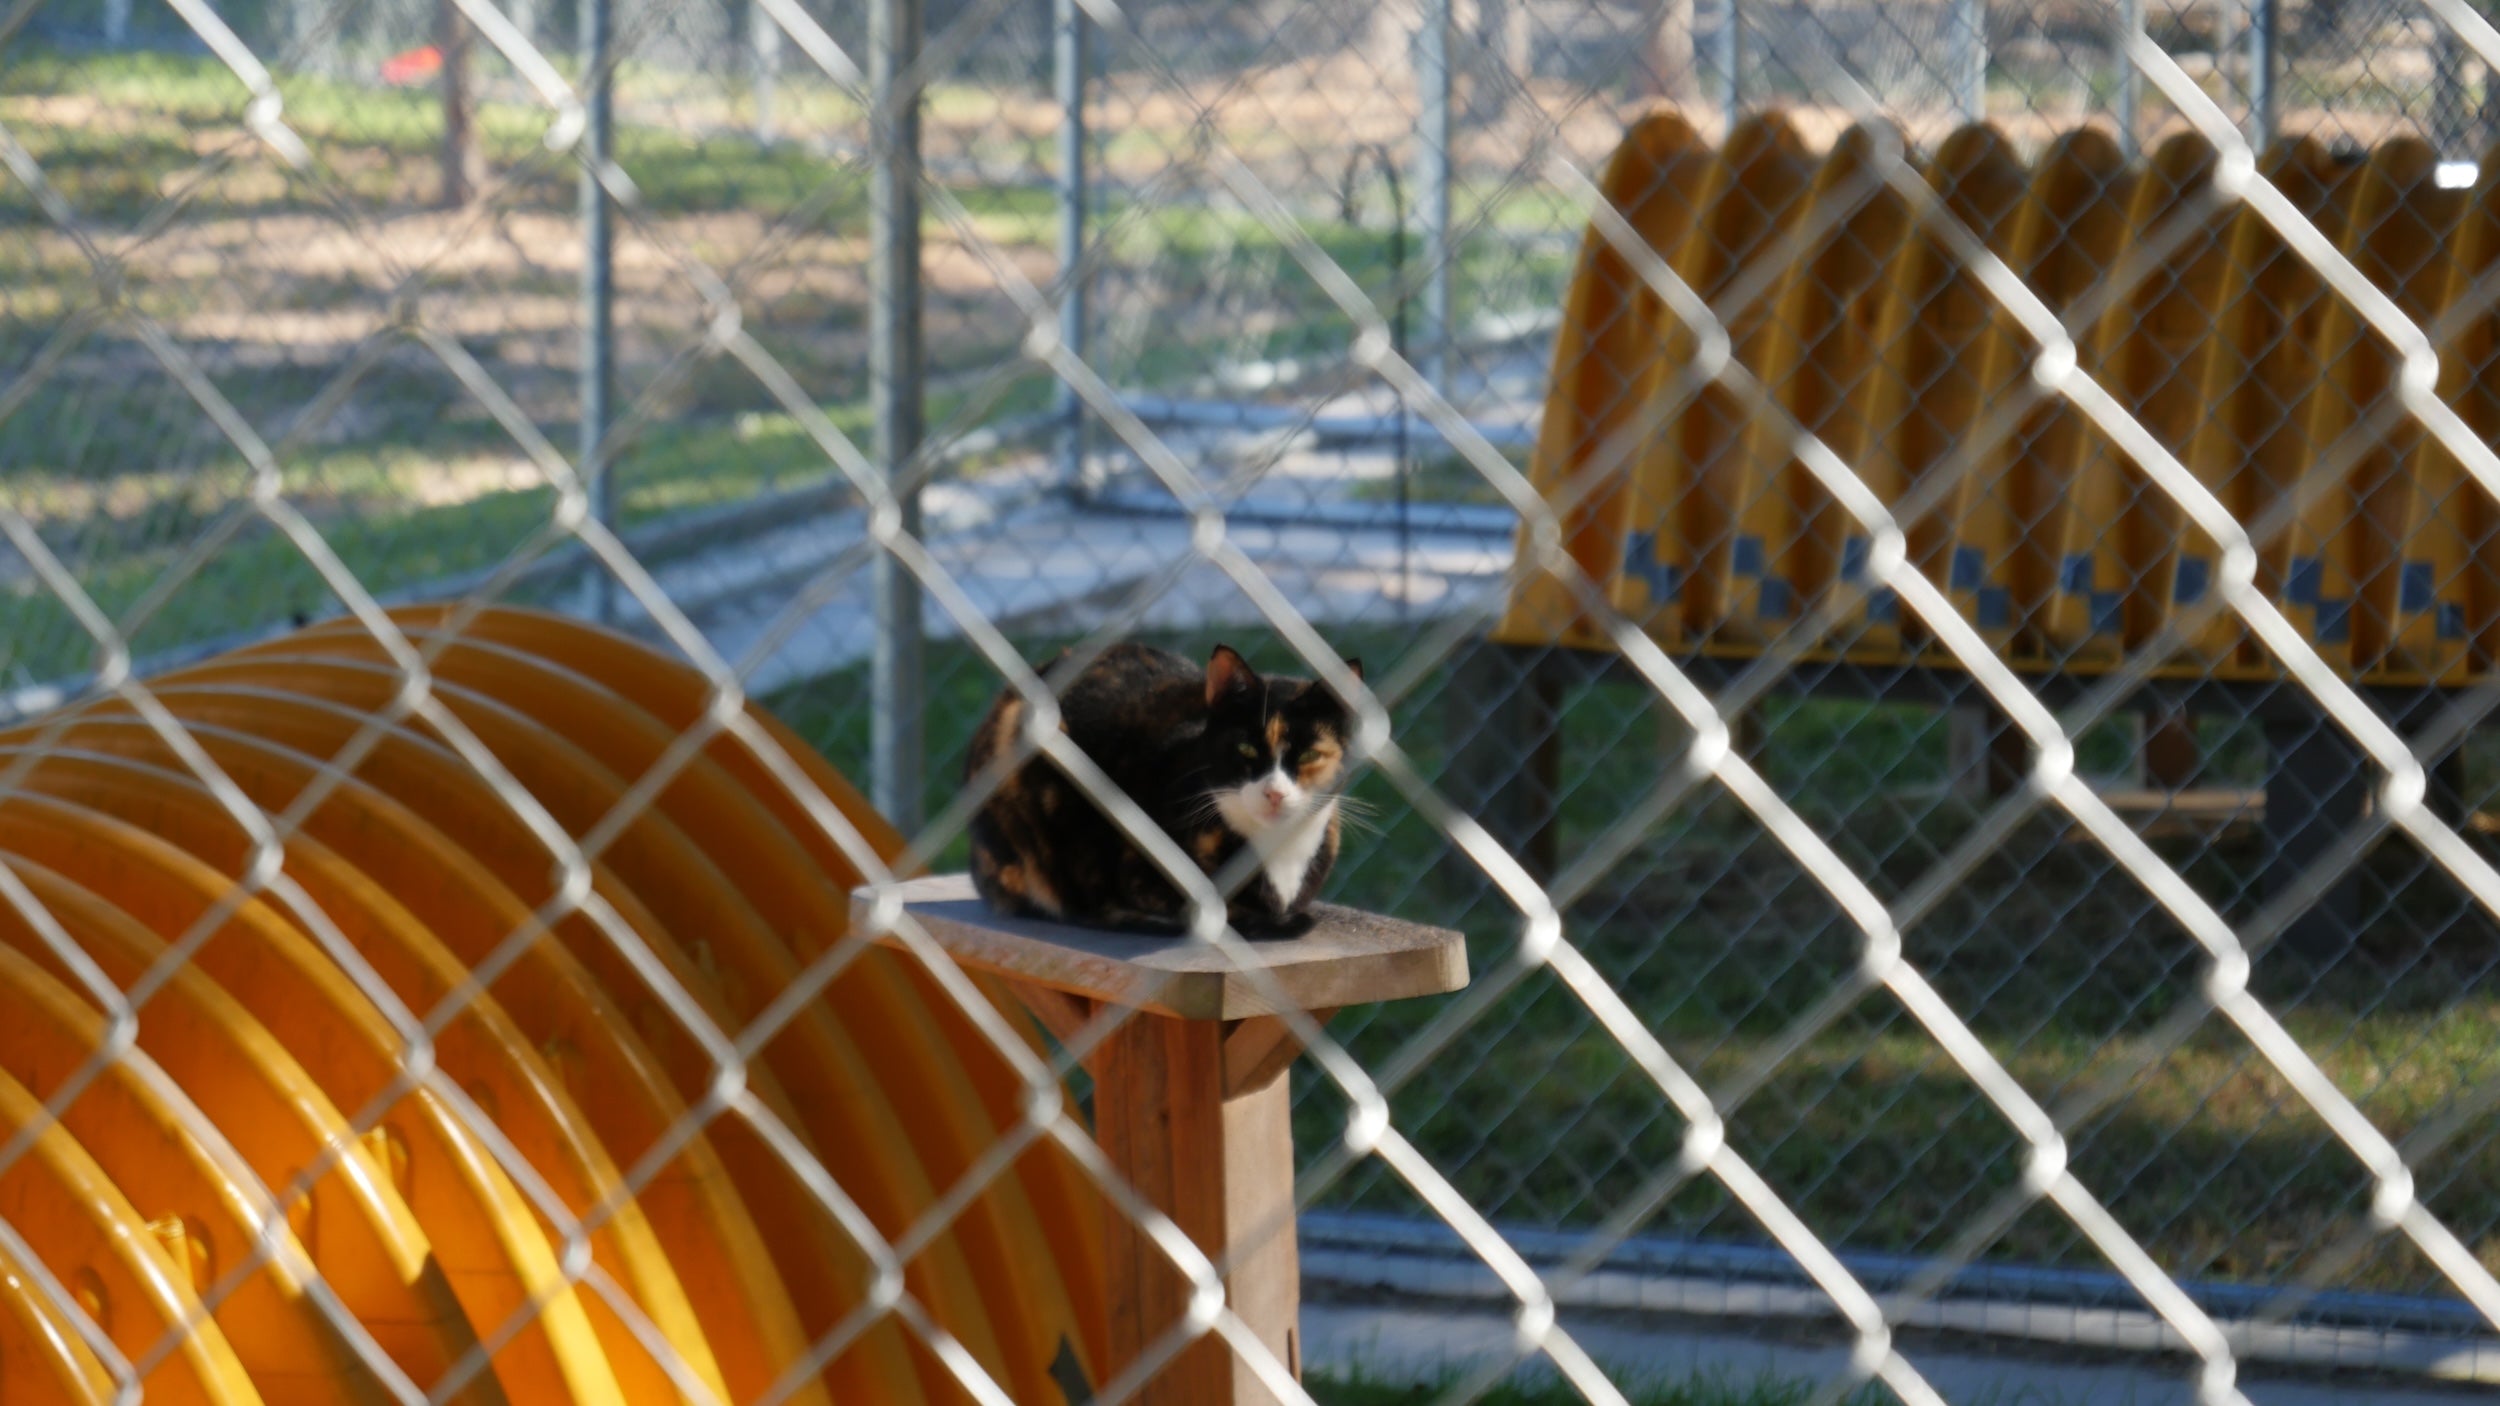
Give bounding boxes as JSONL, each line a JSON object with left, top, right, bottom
{"left": 438, "top": 0, "right": 484, "bottom": 208}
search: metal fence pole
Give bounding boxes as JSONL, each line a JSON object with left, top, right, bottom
{"left": 580, "top": 0, "right": 616, "bottom": 624}
{"left": 1716, "top": 0, "right": 1741, "bottom": 132}
{"left": 1054, "top": 0, "right": 1087, "bottom": 496}
{"left": 2246, "top": 0, "right": 2277, "bottom": 146}
{"left": 1951, "top": 0, "right": 1986, "bottom": 123}
{"left": 2433, "top": 20, "right": 2468, "bottom": 157}
{"left": 751, "top": 0, "right": 782, "bottom": 144}
{"left": 1417, "top": 0, "right": 1452, "bottom": 397}
{"left": 871, "top": 0, "right": 927, "bottom": 832}
{"left": 2116, "top": 0, "right": 2140, "bottom": 158}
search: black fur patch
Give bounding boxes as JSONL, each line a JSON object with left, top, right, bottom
{"left": 964, "top": 642, "right": 1358, "bottom": 937}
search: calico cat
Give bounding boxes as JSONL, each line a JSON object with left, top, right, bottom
{"left": 964, "top": 642, "right": 1361, "bottom": 937}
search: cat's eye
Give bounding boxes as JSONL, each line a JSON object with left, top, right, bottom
{"left": 1237, "top": 742, "right": 1258, "bottom": 759}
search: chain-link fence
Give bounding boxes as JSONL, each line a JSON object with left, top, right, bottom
{"left": 16, "top": 0, "right": 2500, "bottom": 1398}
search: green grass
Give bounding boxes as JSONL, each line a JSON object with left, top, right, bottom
{"left": 1349, "top": 449, "right": 1535, "bottom": 507}
{"left": 2, "top": 44, "right": 1575, "bottom": 685}
{"left": 765, "top": 627, "right": 2500, "bottom": 1304}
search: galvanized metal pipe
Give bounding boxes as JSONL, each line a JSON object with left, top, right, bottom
{"left": 2433, "top": 21, "right": 2468, "bottom": 157}
{"left": 1716, "top": 0, "right": 1741, "bottom": 131}
{"left": 1417, "top": 0, "right": 1452, "bottom": 396}
{"left": 580, "top": 0, "right": 616, "bottom": 623}
{"left": 1951, "top": 0, "right": 1986, "bottom": 123}
{"left": 2246, "top": 0, "right": 2277, "bottom": 147}
{"left": 751, "top": 0, "right": 782, "bottom": 144}
{"left": 870, "top": 0, "right": 926, "bottom": 831}
{"left": 2117, "top": 0, "right": 2141, "bottom": 158}
{"left": 1054, "top": 0, "right": 1087, "bottom": 496}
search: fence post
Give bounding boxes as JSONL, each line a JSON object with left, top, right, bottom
{"left": 1417, "top": 0, "right": 1453, "bottom": 397}
{"left": 1716, "top": 0, "right": 1741, "bottom": 132}
{"left": 580, "top": 0, "right": 617, "bottom": 623}
{"left": 1950, "top": 0, "right": 1986, "bottom": 123}
{"left": 2433, "top": 21, "right": 2468, "bottom": 158}
{"left": 2265, "top": 703, "right": 2364, "bottom": 965}
{"left": 1054, "top": 0, "right": 1088, "bottom": 496}
{"left": 751, "top": 0, "right": 782, "bottom": 143}
{"left": 871, "top": 0, "right": 927, "bottom": 833}
{"left": 2246, "top": 0, "right": 2277, "bottom": 147}
{"left": 2116, "top": 0, "right": 2140, "bottom": 158}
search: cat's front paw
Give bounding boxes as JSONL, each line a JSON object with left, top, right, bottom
{"left": 1235, "top": 907, "right": 1316, "bottom": 940}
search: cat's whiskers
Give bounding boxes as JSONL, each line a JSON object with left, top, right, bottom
{"left": 1330, "top": 805, "right": 1385, "bottom": 838}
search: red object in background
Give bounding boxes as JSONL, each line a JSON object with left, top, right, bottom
{"left": 380, "top": 45, "right": 443, "bottom": 85}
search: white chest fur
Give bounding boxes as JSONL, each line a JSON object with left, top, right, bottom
{"left": 1215, "top": 771, "right": 1338, "bottom": 906}
{"left": 1257, "top": 798, "right": 1337, "bottom": 905}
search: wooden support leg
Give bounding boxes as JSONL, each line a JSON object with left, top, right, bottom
{"left": 2265, "top": 706, "right": 2367, "bottom": 964}
{"left": 2423, "top": 732, "right": 2471, "bottom": 829}
{"left": 1948, "top": 703, "right": 2027, "bottom": 798}
{"left": 1442, "top": 643, "right": 1563, "bottom": 889}
{"left": 867, "top": 881, "right": 1465, "bottom": 1406}
{"left": 1089, "top": 1012, "right": 1308, "bottom": 1406}
{"left": 2145, "top": 704, "right": 2201, "bottom": 790}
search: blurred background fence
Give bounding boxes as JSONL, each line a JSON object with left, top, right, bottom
{"left": 19, "top": 0, "right": 2500, "bottom": 1393}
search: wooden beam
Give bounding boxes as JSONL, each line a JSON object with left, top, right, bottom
{"left": 1222, "top": 1010, "right": 1337, "bottom": 1099}
{"left": 852, "top": 875, "right": 1468, "bottom": 1020}
{"left": 1014, "top": 981, "right": 1096, "bottom": 1053}
{"left": 1094, "top": 1014, "right": 1301, "bottom": 1405}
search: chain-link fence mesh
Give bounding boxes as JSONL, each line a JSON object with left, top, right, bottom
{"left": 14, "top": 0, "right": 2500, "bottom": 1399}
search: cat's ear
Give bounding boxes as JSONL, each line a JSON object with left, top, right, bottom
{"left": 1205, "top": 645, "right": 1259, "bottom": 708}
{"left": 1342, "top": 657, "right": 1363, "bottom": 683}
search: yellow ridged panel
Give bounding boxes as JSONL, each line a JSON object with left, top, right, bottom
{"left": 17, "top": 711, "right": 817, "bottom": 1406}
{"left": 2334, "top": 139, "right": 2469, "bottom": 683}
{"left": 255, "top": 625, "right": 1076, "bottom": 1406}
{"left": 1617, "top": 111, "right": 1816, "bottom": 642}
{"left": 0, "top": 1227, "right": 115, "bottom": 1404}
{"left": 2182, "top": 136, "right": 2355, "bottom": 672}
{"left": 0, "top": 1060, "right": 266, "bottom": 1406}
{"left": 0, "top": 938, "right": 393, "bottom": 1405}
{"left": 2438, "top": 141, "right": 2500, "bottom": 678}
{"left": 0, "top": 794, "right": 619, "bottom": 1404}
{"left": 1499, "top": 107, "right": 1715, "bottom": 650}
{"left": 371, "top": 603, "right": 1112, "bottom": 1382}
{"left": 0, "top": 857, "right": 495, "bottom": 1402}
{"left": 1991, "top": 127, "right": 2136, "bottom": 666}
{"left": 123, "top": 673, "right": 928, "bottom": 1406}
{"left": 1718, "top": 120, "right": 1914, "bottom": 649}
{"left": 1526, "top": 115, "right": 2500, "bottom": 687}
{"left": 0, "top": 747, "right": 729, "bottom": 1405}
{"left": 1852, "top": 122, "right": 2030, "bottom": 656}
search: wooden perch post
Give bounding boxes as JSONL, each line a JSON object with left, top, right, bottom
{"left": 854, "top": 874, "right": 1470, "bottom": 1406}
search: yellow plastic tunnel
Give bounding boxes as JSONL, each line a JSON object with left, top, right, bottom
{"left": 0, "top": 604, "right": 1107, "bottom": 1405}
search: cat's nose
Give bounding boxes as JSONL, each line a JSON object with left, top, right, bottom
{"left": 1261, "top": 784, "right": 1287, "bottom": 807}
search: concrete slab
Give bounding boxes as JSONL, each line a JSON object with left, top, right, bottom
{"left": 1302, "top": 1300, "right": 2495, "bottom": 1406}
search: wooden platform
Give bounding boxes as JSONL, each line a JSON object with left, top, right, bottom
{"left": 850, "top": 872, "right": 1470, "bottom": 1406}
{"left": 849, "top": 873, "right": 1470, "bottom": 1021}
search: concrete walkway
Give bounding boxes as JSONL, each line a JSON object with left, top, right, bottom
{"left": 635, "top": 485, "right": 1517, "bottom": 694}
{"left": 1302, "top": 1299, "right": 2497, "bottom": 1405}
